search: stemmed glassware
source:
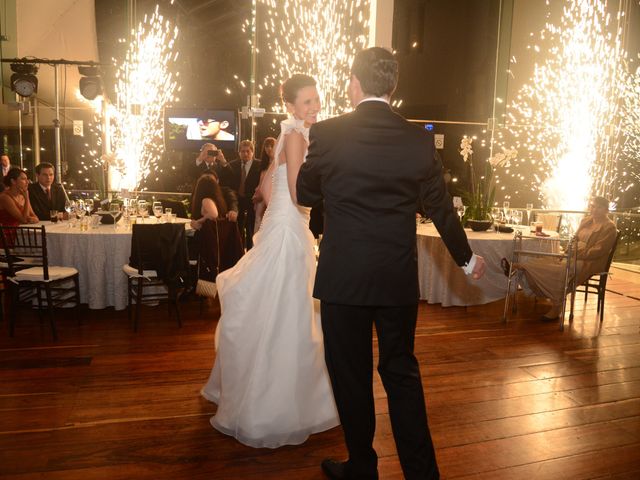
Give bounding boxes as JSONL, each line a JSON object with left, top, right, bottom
{"left": 491, "top": 207, "right": 503, "bottom": 233}
{"left": 65, "top": 200, "right": 76, "bottom": 227}
{"left": 512, "top": 210, "right": 523, "bottom": 228}
{"left": 526, "top": 203, "right": 534, "bottom": 225}
{"left": 456, "top": 204, "right": 466, "bottom": 223}
{"left": 137, "top": 200, "right": 148, "bottom": 223}
{"left": 109, "top": 203, "right": 121, "bottom": 230}
{"left": 502, "top": 201, "right": 510, "bottom": 220}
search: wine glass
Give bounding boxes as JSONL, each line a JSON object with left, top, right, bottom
{"left": 456, "top": 204, "right": 466, "bottom": 223}
{"left": 76, "top": 200, "right": 86, "bottom": 220}
{"left": 109, "top": 203, "right": 121, "bottom": 230}
{"left": 64, "top": 199, "right": 74, "bottom": 225}
{"left": 502, "top": 201, "right": 510, "bottom": 219}
{"left": 512, "top": 210, "right": 523, "bottom": 228}
{"left": 491, "top": 207, "right": 503, "bottom": 233}
{"left": 137, "top": 200, "right": 148, "bottom": 223}
{"left": 526, "top": 203, "right": 534, "bottom": 224}
{"left": 153, "top": 201, "right": 163, "bottom": 222}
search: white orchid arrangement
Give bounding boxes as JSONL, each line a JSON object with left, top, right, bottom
{"left": 459, "top": 137, "right": 517, "bottom": 221}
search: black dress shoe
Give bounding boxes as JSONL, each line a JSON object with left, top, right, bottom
{"left": 321, "top": 459, "right": 347, "bottom": 479}
{"left": 540, "top": 314, "right": 559, "bottom": 322}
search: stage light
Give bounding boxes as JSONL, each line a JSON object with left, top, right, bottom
{"left": 10, "top": 63, "right": 38, "bottom": 97}
{"left": 78, "top": 65, "right": 102, "bottom": 100}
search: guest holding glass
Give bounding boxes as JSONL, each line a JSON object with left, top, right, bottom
{"left": 28, "top": 162, "right": 67, "bottom": 221}
{"left": 252, "top": 136, "right": 276, "bottom": 232}
{"left": 0, "top": 168, "right": 39, "bottom": 225}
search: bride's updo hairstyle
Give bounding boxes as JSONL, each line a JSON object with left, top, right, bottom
{"left": 281, "top": 74, "right": 317, "bottom": 104}
{"left": 351, "top": 47, "right": 398, "bottom": 97}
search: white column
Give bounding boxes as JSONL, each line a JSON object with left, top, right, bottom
{"left": 369, "top": 0, "right": 394, "bottom": 49}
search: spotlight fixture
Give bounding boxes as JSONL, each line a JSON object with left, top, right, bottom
{"left": 78, "top": 65, "right": 102, "bottom": 100}
{"left": 10, "top": 63, "right": 38, "bottom": 97}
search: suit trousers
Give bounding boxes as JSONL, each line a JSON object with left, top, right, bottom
{"left": 320, "top": 302, "right": 439, "bottom": 480}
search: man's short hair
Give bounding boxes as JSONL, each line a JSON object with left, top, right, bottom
{"left": 592, "top": 196, "right": 609, "bottom": 210}
{"left": 35, "top": 162, "right": 55, "bottom": 175}
{"left": 351, "top": 47, "right": 398, "bottom": 97}
{"left": 239, "top": 140, "right": 254, "bottom": 151}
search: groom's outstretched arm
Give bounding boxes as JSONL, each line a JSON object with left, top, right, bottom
{"left": 296, "top": 124, "right": 326, "bottom": 207}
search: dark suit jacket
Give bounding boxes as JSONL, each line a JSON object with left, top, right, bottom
{"left": 297, "top": 100, "right": 473, "bottom": 306}
{"left": 221, "top": 159, "right": 262, "bottom": 203}
{"left": 28, "top": 182, "right": 67, "bottom": 221}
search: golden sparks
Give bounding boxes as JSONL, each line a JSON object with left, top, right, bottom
{"left": 109, "top": 6, "right": 180, "bottom": 191}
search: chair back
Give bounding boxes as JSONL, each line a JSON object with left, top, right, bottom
{"left": 602, "top": 229, "right": 621, "bottom": 275}
{"left": 536, "top": 213, "right": 562, "bottom": 232}
{"left": 160, "top": 199, "right": 188, "bottom": 218}
{"left": 129, "top": 223, "right": 189, "bottom": 286}
{"left": 0, "top": 225, "right": 49, "bottom": 279}
{"left": 198, "top": 219, "right": 244, "bottom": 277}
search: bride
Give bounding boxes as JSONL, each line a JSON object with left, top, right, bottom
{"left": 201, "top": 74, "right": 339, "bottom": 448}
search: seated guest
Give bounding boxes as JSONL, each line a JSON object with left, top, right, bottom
{"left": 513, "top": 196, "right": 617, "bottom": 321}
{"left": 190, "top": 174, "right": 228, "bottom": 231}
{"left": 0, "top": 168, "right": 39, "bottom": 225}
{"left": 28, "top": 162, "right": 67, "bottom": 221}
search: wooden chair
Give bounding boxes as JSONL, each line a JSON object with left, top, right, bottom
{"left": 570, "top": 229, "right": 621, "bottom": 322}
{"left": 123, "top": 223, "right": 189, "bottom": 331}
{"left": 0, "top": 225, "right": 80, "bottom": 340}
{"left": 536, "top": 212, "right": 563, "bottom": 232}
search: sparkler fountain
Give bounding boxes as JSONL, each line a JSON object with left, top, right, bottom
{"left": 108, "top": 6, "right": 180, "bottom": 192}
{"left": 496, "top": 0, "right": 638, "bottom": 210}
{"left": 244, "top": 0, "right": 371, "bottom": 118}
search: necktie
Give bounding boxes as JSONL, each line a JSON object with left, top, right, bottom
{"left": 239, "top": 161, "right": 247, "bottom": 197}
{"left": 46, "top": 188, "right": 51, "bottom": 201}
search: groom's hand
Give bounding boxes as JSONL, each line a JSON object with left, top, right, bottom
{"left": 471, "top": 255, "right": 486, "bottom": 279}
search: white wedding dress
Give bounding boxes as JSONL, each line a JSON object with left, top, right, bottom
{"left": 201, "top": 117, "right": 339, "bottom": 448}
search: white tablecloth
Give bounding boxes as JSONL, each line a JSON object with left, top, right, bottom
{"left": 41, "top": 219, "right": 190, "bottom": 310}
{"left": 416, "top": 223, "right": 558, "bottom": 307}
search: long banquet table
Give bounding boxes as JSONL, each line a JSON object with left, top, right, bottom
{"left": 38, "top": 218, "right": 190, "bottom": 310}
{"left": 416, "top": 222, "right": 557, "bottom": 307}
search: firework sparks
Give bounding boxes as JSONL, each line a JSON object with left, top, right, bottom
{"left": 495, "top": 0, "right": 638, "bottom": 210}
{"left": 237, "top": 0, "right": 370, "bottom": 117}
{"left": 109, "top": 6, "right": 180, "bottom": 191}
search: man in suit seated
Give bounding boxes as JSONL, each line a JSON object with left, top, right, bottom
{"left": 28, "top": 162, "right": 67, "bottom": 221}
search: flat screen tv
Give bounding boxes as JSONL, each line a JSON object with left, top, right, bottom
{"left": 164, "top": 107, "right": 238, "bottom": 151}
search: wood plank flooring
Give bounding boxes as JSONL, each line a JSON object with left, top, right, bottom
{"left": 1, "top": 272, "right": 639, "bottom": 479}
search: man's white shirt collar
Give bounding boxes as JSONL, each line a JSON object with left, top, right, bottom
{"left": 357, "top": 97, "right": 390, "bottom": 106}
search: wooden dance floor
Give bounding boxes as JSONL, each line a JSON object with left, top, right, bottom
{"left": 1, "top": 269, "right": 639, "bottom": 479}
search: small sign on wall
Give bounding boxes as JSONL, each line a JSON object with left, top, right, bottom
{"left": 434, "top": 134, "right": 444, "bottom": 149}
{"left": 73, "top": 120, "right": 84, "bottom": 136}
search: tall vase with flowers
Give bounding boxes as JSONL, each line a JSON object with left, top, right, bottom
{"left": 459, "top": 135, "right": 516, "bottom": 231}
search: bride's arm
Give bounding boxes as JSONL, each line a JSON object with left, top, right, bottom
{"left": 284, "top": 131, "right": 306, "bottom": 205}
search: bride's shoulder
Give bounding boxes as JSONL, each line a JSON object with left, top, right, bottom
{"left": 280, "top": 118, "right": 309, "bottom": 141}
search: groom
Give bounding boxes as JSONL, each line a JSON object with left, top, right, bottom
{"left": 297, "top": 47, "right": 486, "bottom": 480}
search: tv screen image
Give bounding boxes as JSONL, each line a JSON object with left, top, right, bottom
{"left": 164, "top": 108, "right": 238, "bottom": 151}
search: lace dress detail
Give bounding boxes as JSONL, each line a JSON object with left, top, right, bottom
{"left": 200, "top": 117, "right": 339, "bottom": 448}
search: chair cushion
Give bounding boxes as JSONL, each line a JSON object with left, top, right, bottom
{"left": 123, "top": 263, "right": 158, "bottom": 278}
{"left": 13, "top": 266, "right": 78, "bottom": 282}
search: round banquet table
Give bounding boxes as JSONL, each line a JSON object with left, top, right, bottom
{"left": 40, "top": 218, "right": 190, "bottom": 310}
{"left": 416, "top": 222, "right": 557, "bottom": 307}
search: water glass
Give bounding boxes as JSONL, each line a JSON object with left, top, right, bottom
{"left": 50, "top": 210, "right": 59, "bottom": 223}
{"left": 153, "top": 201, "right": 163, "bottom": 221}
